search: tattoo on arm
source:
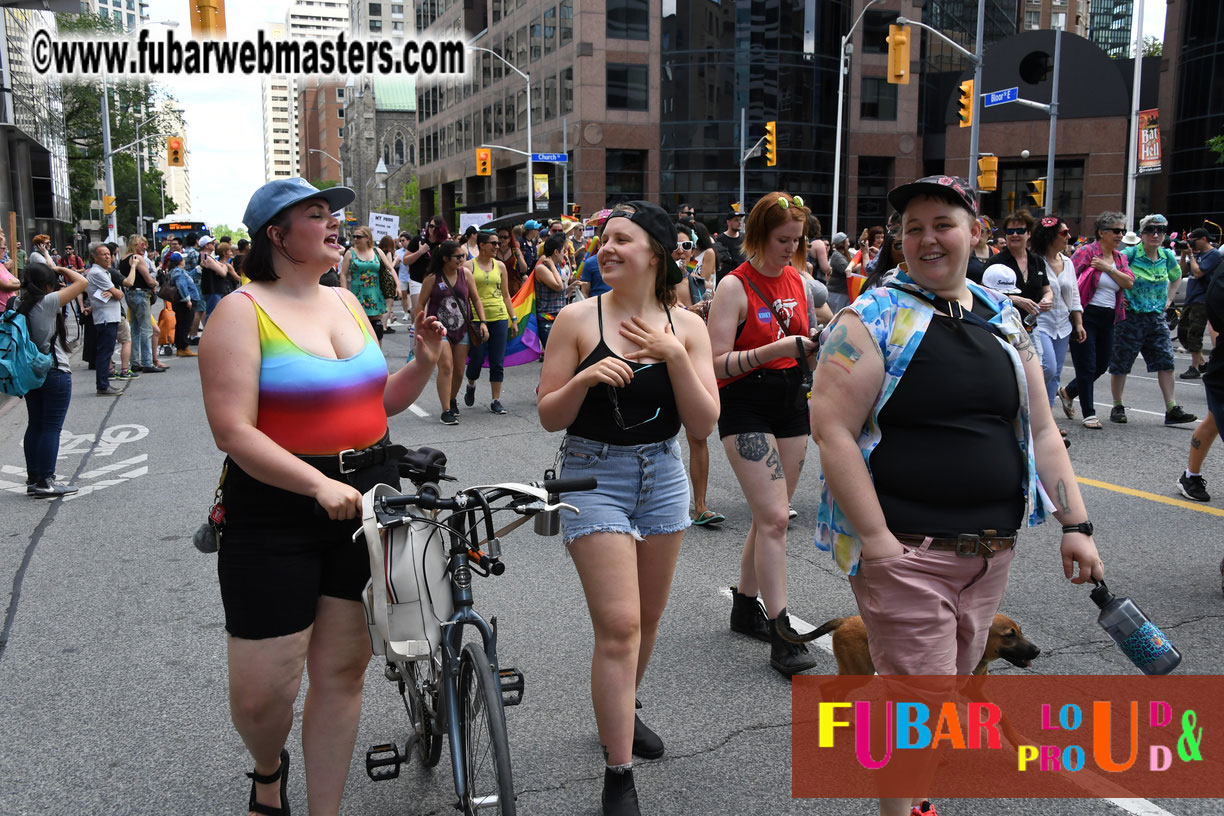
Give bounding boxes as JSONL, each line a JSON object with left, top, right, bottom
{"left": 749, "top": 348, "right": 760, "bottom": 370}
{"left": 1055, "top": 479, "right": 1071, "bottom": 514}
{"left": 735, "top": 432, "right": 770, "bottom": 462}
{"left": 765, "top": 447, "right": 784, "bottom": 480}
{"left": 723, "top": 353, "right": 733, "bottom": 379}
{"left": 819, "top": 324, "right": 862, "bottom": 374}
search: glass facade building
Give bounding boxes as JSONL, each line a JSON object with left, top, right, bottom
{"left": 1167, "top": 0, "right": 1224, "bottom": 225}
{"left": 1087, "top": 0, "right": 1133, "bottom": 59}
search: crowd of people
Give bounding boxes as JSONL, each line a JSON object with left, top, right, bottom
{"left": 7, "top": 174, "right": 1219, "bottom": 816}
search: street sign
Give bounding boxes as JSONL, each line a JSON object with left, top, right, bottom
{"left": 984, "top": 87, "right": 1019, "bottom": 108}
{"left": 531, "top": 153, "right": 568, "bottom": 163}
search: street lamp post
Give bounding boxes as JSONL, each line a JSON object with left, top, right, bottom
{"left": 308, "top": 147, "right": 344, "bottom": 187}
{"left": 468, "top": 45, "right": 532, "bottom": 214}
{"left": 831, "top": 0, "right": 883, "bottom": 237}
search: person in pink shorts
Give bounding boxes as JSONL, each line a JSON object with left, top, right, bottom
{"left": 809, "top": 175, "right": 1105, "bottom": 816}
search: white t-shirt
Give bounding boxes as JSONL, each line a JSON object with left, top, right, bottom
{"left": 1088, "top": 270, "right": 1120, "bottom": 309}
{"left": 28, "top": 250, "right": 51, "bottom": 267}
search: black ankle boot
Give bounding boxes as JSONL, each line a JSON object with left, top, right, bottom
{"left": 602, "top": 766, "right": 641, "bottom": 816}
{"left": 632, "top": 712, "right": 664, "bottom": 759}
{"left": 769, "top": 608, "right": 819, "bottom": 676}
{"left": 729, "top": 585, "right": 770, "bottom": 642}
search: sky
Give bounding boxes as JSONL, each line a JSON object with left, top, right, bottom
{"left": 135, "top": 0, "right": 1170, "bottom": 230}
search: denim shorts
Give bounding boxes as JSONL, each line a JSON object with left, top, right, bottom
{"left": 558, "top": 435, "right": 691, "bottom": 546}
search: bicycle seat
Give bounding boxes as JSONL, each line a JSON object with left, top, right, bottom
{"left": 398, "top": 446, "right": 450, "bottom": 484}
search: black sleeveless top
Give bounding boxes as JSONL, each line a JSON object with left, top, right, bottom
{"left": 869, "top": 294, "right": 1025, "bottom": 536}
{"left": 121, "top": 255, "right": 151, "bottom": 291}
{"left": 567, "top": 296, "right": 682, "bottom": 445}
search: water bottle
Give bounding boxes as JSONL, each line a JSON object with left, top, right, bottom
{"left": 1090, "top": 580, "right": 1181, "bottom": 675}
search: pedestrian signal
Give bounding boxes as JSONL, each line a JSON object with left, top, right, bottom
{"left": 1028, "top": 179, "right": 1046, "bottom": 208}
{"left": 958, "top": 80, "right": 974, "bottom": 128}
{"left": 476, "top": 148, "right": 491, "bottom": 176}
{"left": 102, "top": 195, "right": 117, "bottom": 215}
{"left": 166, "top": 136, "right": 185, "bottom": 167}
{"left": 977, "top": 155, "right": 998, "bottom": 192}
{"left": 764, "top": 121, "right": 777, "bottom": 167}
{"left": 886, "top": 24, "right": 911, "bottom": 85}
{"left": 571, "top": 203, "right": 581, "bottom": 219}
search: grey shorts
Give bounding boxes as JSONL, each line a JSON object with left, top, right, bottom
{"left": 558, "top": 435, "right": 691, "bottom": 546}
{"left": 1108, "top": 310, "right": 1175, "bottom": 375}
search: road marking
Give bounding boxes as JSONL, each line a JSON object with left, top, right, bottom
{"left": 77, "top": 454, "right": 148, "bottom": 480}
{"left": 1106, "top": 800, "right": 1179, "bottom": 816}
{"left": 409, "top": 404, "right": 428, "bottom": 417}
{"left": 1077, "top": 476, "right": 1224, "bottom": 517}
{"left": 1091, "top": 402, "right": 1182, "bottom": 420}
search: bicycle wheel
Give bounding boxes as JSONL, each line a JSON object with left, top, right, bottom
{"left": 398, "top": 659, "right": 443, "bottom": 767}
{"left": 457, "top": 641, "right": 515, "bottom": 815}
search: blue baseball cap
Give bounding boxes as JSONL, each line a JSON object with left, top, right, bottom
{"left": 165, "top": 251, "right": 183, "bottom": 266}
{"left": 243, "top": 178, "right": 355, "bottom": 238}
{"left": 523, "top": 219, "right": 542, "bottom": 231}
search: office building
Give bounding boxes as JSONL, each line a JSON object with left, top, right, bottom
{"left": 1087, "top": 0, "right": 1133, "bottom": 58}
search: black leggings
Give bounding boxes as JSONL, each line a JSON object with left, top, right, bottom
{"left": 173, "top": 300, "right": 193, "bottom": 350}
{"left": 1064, "top": 304, "right": 1115, "bottom": 418}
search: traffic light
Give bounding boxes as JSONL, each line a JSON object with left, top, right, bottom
{"left": 1028, "top": 179, "right": 1046, "bottom": 208}
{"left": 102, "top": 195, "right": 117, "bottom": 215}
{"left": 764, "top": 120, "right": 777, "bottom": 167}
{"left": 886, "top": 24, "right": 911, "bottom": 85}
{"left": 190, "top": 0, "right": 227, "bottom": 36}
{"left": 166, "top": 136, "right": 185, "bottom": 167}
{"left": 571, "top": 203, "right": 581, "bottom": 219}
{"left": 476, "top": 148, "right": 491, "bottom": 176}
{"left": 958, "top": 80, "right": 974, "bottom": 128}
{"left": 977, "top": 155, "right": 998, "bottom": 192}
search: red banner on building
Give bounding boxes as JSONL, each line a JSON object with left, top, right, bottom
{"left": 793, "top": 675, "right": 1220, "bottom": 799}
{"left": 1138, "top": 109, "right": 1162, "bottom": 175}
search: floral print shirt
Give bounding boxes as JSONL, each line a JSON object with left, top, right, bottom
{"left": 814, "top": 272, "right": 1052, "bottom": 575}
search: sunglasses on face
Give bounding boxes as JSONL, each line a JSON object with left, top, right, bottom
{"left": 1058, "top": 228, "right": 1071, "bottom": 237}
{"left": 449, "top": 254, "right": 465, "bottom": 260}
{"left": 677, "top": 240, "right": 693, "bottom": 251}
{"left": 1102, "top": 227, "right": 1126, "bottom": 236}
{"left": 1005, "top": 227, "right": 1028, "bottom": 236}
{"left": 1141, "top": 226, "right": 1167, "bottom": 235}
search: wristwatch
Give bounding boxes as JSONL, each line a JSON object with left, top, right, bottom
{"left": 1061, "top": 521, "right": 1094, "bottom": 536}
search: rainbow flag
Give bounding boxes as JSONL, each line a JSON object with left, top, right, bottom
{"left": 499, "top": 269, "right": 543, "bottom": 366}
{"left": 846, "top": 270, "right": 868, "bottom": 303}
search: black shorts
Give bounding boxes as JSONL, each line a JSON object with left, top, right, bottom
{"left": 717, "top": 367, "right": 810, "bottom": 440}
{"left": 1178, "top": 302, "right": 1209, "bottom": 352}
{"left": 216, "top": 455, "right": 400, "bottom": 640}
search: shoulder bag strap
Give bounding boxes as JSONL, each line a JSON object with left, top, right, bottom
{"left": 740, "top": 273, "right": 796, "bottom": 337}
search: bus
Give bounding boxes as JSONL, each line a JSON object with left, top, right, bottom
{"left": 152, "top": 216, "right": 209, "bottom": 249}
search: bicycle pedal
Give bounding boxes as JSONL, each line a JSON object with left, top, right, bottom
{"left": 498, "top": 667, "right": 525, "bottom": 707}
{"left": 365, "top": 742, "right": 403, "bottom": 781}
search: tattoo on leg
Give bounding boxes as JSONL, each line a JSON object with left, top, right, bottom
{"left": 1055, "top": 479, "right": 1071, "bottom": 514}
{"left": 1192, "top": 437, "right": 1202, "bottom": 449}
{"left": 765, "top": 448, "right": 784, "bottom": 480}
{"left": 736, "top": 432, "right": 770, "bottom": 462}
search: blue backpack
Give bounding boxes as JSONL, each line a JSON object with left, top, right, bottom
{"left": 0, "top": 305, "right": 53, "bottom": 397}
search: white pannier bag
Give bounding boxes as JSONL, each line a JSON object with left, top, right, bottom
{"left": 360, "top": 483, "right": 454, "bottom": 660}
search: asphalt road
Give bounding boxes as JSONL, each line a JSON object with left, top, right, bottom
{"left": 1, "top": 321, "right": 1220, "bottom": 816}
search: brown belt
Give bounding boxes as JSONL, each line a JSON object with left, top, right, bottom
{"left": 896, "top": 531, "right": 1017, "bottom": 559}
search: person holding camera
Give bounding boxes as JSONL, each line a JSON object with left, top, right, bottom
{"left": 706, "top": 191, "right": 821, "bottom": 676}
{"left": 1178, "top": 227, "right": 1221, "bottom": 380}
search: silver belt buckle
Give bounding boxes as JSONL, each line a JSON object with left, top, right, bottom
{"left": 955, "top": 533, "right": 986, "bottom": 558}
{"left": 338, "top": 448, "right": 357, "bottom": 474}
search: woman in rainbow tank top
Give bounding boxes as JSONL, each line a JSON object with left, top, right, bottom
{"left": 199, "top": 178, "right": 447, "bottom": 816}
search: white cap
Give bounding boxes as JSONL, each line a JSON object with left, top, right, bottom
{"left": 981, "top": 265, "right": 1020, "bottom": 295}
{"left": 198, "top": 234, "right": 216, "bottom": 247}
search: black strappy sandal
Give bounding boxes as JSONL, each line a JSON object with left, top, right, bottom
{"left": 246, "top": 748, "right": 290, "bottom": 816}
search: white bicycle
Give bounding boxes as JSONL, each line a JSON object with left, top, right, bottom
{"left": 358, "top": 447, "right": 593, "bottom": 815}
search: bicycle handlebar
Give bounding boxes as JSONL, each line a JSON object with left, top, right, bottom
{"left": 541, "top": 476, "right": 598, "bottom": 494}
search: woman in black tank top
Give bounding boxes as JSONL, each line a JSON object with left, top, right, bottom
{"left": 537, "top": 202, "right": 719, "bottom": 815}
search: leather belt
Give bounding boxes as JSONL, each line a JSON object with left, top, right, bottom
{"left": 298, "top": 437, "right": 407, "bottom": 475}
{"left": 896, "top": 531, "right": 1017, "bottom": 559}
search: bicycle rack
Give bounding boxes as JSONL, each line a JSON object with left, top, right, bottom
{"left": 498, "top": 667, "right": 525, "bottom": 707}
{"left": 365, "top": 742, "right": 404, "bottom": 781}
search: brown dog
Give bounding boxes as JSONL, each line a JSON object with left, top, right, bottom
{"left": 808, "top": 612, "right": 1040, "bottom": 676}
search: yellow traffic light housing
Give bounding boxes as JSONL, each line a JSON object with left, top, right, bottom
{"left": 1028, "top": 179, "right": 1046, "bottom": 208}
{"left": 958, "top": 80, "right": 974, "bottom": 129}
{"left": 166, "top": 136, "right": 185, "bottom": 167}
{"left": 102, "top": 195, "right": 117, "bottom": 215}
{"left": 764, "top": 120, "right": 777, "bottom": 167}
{"left": 190, "top": 0, "right": 227, "bottom": 37}
{"left": 886, "top": 24, "right": 911, "bottom": 85}
{"left": 977, "top": 155, "right": 998, "bottom": 192}
{"left": 476, "top": 148, "right": 492, "bottom": 176}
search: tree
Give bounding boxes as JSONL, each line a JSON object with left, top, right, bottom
{"left": 57, "top": 12, "right": 183, "bottom": 239}
{"left": 1208, "top": 133, "right": 1224, "bottom": 165}
{"left": 1143, "top": 36, "right": 1163, "bottom": 57}
{"left": 381, "top": 175, "right": 421, "bottom": 232}
{"left": 207, "top": 224, "right": 251, "bottom": 243}
{"left": 312, "top": 179, "right": 339, "bottom": 190}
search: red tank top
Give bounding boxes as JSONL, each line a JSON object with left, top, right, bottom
{"left": 718, "top": 261, "right": 809, "bottom": 387}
